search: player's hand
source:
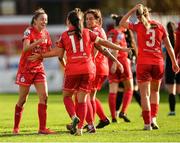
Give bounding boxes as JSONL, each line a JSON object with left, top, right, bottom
{"left": 28, "top": 53, "right": 42, "bottom": 62}
{"left": 132, "top": 4, "right": 143, "bottom": 12}
{"left": 121, "top": 48, "right": 134, "bottom": 55}
{"left": 172, "top": 63, "right": 180, "bottom": 74}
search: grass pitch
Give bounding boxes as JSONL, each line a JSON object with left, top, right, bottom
{"left": 0, "top": 90, "right": 180, "bottom": 142}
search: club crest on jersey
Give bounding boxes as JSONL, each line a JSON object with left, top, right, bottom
{"left": 24, "top": 29, "right": 31, "bottom": 37}
{"left": 20, "top": 76, "right": 25, "bottom": 83}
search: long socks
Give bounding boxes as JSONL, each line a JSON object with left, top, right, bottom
{"left": 168, "top": 93, "right": 176, "bottom": 112}
{"left": 13, "top": 104, "right": 23, "bottom": 130}
{"left": 38, "top": 103, "right": 47, "bottom": 130}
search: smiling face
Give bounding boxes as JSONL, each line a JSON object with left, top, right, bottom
{"left": 85, "top": 13, "right": 99, "bottom": 29}
{"left": 34, "top": 14, "right": 48, "bottom": 31}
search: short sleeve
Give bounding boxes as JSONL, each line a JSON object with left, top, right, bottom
{"left": 89, "top": 30, "right": 98, "bottom": 42}
{"left": 161, "top": 25, "right": 168, "bottom": 39}
{"left": 128, "top": 23, "right": 138, "bottom": 32}
{"left": 23, "top": 28, "right": 31, "bottom": 41}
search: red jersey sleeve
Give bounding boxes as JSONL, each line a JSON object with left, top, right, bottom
{"left": 107, "top": 29, "right": 117, "bottom": 43}
{"left": 89, "top": 30, "right": 98, "bottom": 42}
{"left": 161, "top": 25, "right": 167, "bottom": 40}
{"left": 128, "top": 23, "right": 138, "bottom": 32}
{"left": 23, "top": 27, "right": 32, "bottom": 41}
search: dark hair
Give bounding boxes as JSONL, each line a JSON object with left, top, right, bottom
{"left": 31, "top": 8, "right": 46, "bottom": 25}
{"left": 167, "top": 21, "right": 176, "bottom": 47}
{"left": 84, "top": 9, "right": 103, "bottom": 26}
{"left": 67, "top": 8, "right": 83, "bottom": 40}
{"left": 110, "top": 14, "right": 122, "bottom": 27}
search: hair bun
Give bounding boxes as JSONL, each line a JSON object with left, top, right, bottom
{"left": 110, "top": 14, "right": 118, "bottom": 19}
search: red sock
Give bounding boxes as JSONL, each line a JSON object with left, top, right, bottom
{"left": 91, "top": 100, "right": 96, "bottom": 120}
{"left": 142, "top": 110, "right": 151, "bottom": 124}
{"left": 76, "top": 102, "right": 87, "bottom": 129}
{"left": 96, "top": 98, "right": 107, "bottom": 120}
{"left": 38, "top": 103, "right": 47, "bottom": 130}
{"left": 121, "top": 90, "right": 133, "bottom": 113}
{"left": 151, "top": 103, "right": 159, "bottom": 118}
{"left": 63, "top": 96, "right": 76, "bottom": 118}
{"left": 86, "top": 96, "right": 93, "bottom": 125}
{"left": 108, "top": 93, "right": 116, "bottom": 119}
{"left": 14, "top": 104, "right": 23, "bottom": 129}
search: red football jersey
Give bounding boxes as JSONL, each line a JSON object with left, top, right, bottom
{"left": 107, "top": 28, "right": 128, "bottom": 60}
{"left": 129, "top": 20, "right": 167, "bottom": 65}
{"left": 56, "top": 26, "right": 96, "bottom": 75}
{"left": 93, "top": 27, "right": 109, "bottom": 76}
{"left": 18, "top": 26, "right": 52, "bottom": 73}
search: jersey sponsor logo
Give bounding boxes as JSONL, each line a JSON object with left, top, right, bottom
{"left": 117, "top": 33, "right": 124, "bottom": 42}
{"left": 20, "top": 76, "right": 25, "bottom": 83}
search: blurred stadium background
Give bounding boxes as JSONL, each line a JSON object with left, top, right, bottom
{"left": 0, "top": 0, "right": 179, "bottom": 93}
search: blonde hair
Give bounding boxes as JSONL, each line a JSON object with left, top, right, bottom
{"left": 84, "top": 9, "right": 103, "bottom": 27}
{"left": 31, "top": 8, "right": 46, "bottom": 25}
{"left": 136, "top": 5, "right": 151, "bottom": 30}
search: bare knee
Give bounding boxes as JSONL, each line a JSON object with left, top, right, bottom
{"left": 39, "top": 93, "right": 48, "bottom": 104}
{"left": 17, "top": 96, "right": 28, "bottom": 107}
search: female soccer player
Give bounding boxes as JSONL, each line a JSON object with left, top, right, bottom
{"left": 120, "top": 4, "right": 179, "bottom": 130}
{"left": 29, "top": 8, "right": 130, "bottom": 135}
{"left": 84, "top": 9, "right": 117, "bottom": 129}
{"left": 13, "top": 8, "right": 55, "bottom": 134}
{"left": 115, "top": 29, "right": 141, "bottom": 121}
{"left": 107, "top": 14, "right": 134, "bottom": 122}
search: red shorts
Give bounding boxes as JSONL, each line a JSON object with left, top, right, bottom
{"left": 91, "top": 75, "right": 107, "bottom": 91}
{"left": 63, "top": 74, "right": 95, "bottom": 93}
{"left": 16, "top": 71, "right": 46, "bottom": 86}
{"left": 136, "top": 64, "right": 164, "bottom": 82}
{"left": 108, "top": 58, "right": 132, "bottom": 83}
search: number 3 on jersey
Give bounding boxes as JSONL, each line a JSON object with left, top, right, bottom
{"left": 146, "top": 29, "right": 155, "bottom": 47}
{"left": 69, "top": 35, "right": 84, "bottom": 53}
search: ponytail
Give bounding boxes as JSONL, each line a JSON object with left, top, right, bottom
{"left": 110, "top": 14, "right": 122, "bottom": 27}
{"left": 67, "top": 8, "right": 83, "bottom": 40}
{"left": 136, "top": 5, "right": 151, "bottom": 30}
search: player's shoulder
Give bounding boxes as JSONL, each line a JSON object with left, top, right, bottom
{"left": 23, "top": 26, "right": 33, "bottom": 37}
{"left": 93, "top": 27, "right": 101, "bottom": 35}
{"left": 150, "top": 20, "right": 164, "bottom": 29}
{"left": 83, "top": 28, "right": 90, "bottom": 33}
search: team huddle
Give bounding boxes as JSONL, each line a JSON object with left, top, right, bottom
{"left": 12, "top": 4, "right": 180, "bottom": 136}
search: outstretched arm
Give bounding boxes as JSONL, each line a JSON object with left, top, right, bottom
{"left": 95, "top": 45, "right": 124, "bottom": 73}
{"left": 28, "top": 47, "right": 65, "bottom": 62}
{"left": 95, "top": 37, "right": 132, "bottom": 53}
